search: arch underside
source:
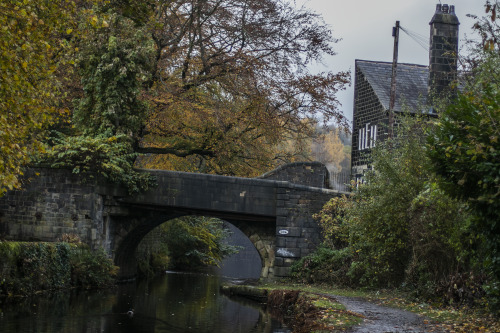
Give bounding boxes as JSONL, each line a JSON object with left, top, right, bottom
{"left": 110, "top": 207, "right": 276, "bottom": 280}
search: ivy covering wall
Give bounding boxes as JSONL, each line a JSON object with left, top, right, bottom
{"left": 0, "top": 241, "right": 117, "bottom": 297}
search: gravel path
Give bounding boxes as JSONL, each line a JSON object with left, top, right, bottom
{"left": 334, "top": 295, "right": 441, "bottom": 333}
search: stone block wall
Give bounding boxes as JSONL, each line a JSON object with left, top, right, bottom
{"left": 258, "top": 161, "right": 330, "bottom": 189}
{"left": 273, "top": 183, "right": 335, "bottom": 277}
{"left": 0, "top": 168, "right": 105, "bottom": 250}
{"left": 0, "top": 167, "right": 339, "bottom": 279}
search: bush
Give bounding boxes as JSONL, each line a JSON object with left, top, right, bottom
{"left": 69, "top": 246, "right": 118, "bottom": 289}
{"left": 0, "top": 241, "right": 117, "bottom": 296}
{"left": 300, "top": 115, "right": 479, "bottom": 305}
{"left": 312, "top": 195, "right": 351, "bottom": 249}
{"left": 427, "top": 52, "right": 500, "bottom": 309}
{"left": 291, "top": 246, "right": 354, "bottom": 286}
{"left": 40, "top": 133, "right": 156, "bottom": 194}
{"left": 162, "top": 216, "right": 240, "bottom": 269}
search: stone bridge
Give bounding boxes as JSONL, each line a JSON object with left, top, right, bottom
{"left": 0, "top": 162, "right": 345, "bottom": 279}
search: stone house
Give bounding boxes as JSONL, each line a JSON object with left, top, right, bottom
{"left": 351, "top": 4, "right": 460, "bottom": 181}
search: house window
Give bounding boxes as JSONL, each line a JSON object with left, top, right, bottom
{"left": 359, "top": 123, "right": 377, "bottom": 150}
{"left": 365, "top": 124, "right": 369, "bottom": 149}
{"left": 359, "top": 129, "right": 363, "bottom": 150}
{"left": 370, "top": 124, "right": 377, "bottom": 148}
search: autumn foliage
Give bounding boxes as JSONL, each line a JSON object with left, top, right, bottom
{"left": 0, "top": 0, "right": 78, "bottom": 195}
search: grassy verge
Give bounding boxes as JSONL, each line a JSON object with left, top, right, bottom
{"left": 224, "top": 282, "right": 363, "bottom": 332}
{"left": 303, "top": 293, "right": 364, "bottom": 332}
{"left": 259, "top": 281, "right": 500, "bottom": 333}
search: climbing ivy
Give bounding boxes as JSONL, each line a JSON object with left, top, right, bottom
{"left": 0, "top": 241, "right": 117, "bottom": 296}
{"left": 40, "top": 133, "right": 155, "bottom": 194}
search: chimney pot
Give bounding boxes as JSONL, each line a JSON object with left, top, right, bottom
{"left": 450, "top": 5, "right": 455, "bottom": 14}
{"left": 436, "top": 4, "right": 442, "bottom": 12}
{"left": 442, "top": 4, "right": 449, "bottom": 14}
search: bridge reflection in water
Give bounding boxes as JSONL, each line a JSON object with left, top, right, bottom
{"left": 0, "top": 272, "right": 291, "bottom": 333}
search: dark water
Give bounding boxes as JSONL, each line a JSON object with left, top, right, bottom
{"left": 218, "top": 222, "right": 262, "bottom": 279}
{"left": 0, "top": 271, "right": 290, "bottom": 333}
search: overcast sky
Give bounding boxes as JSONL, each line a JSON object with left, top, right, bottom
{"left": 296, "top": 0, "right": 488, "bottom": 124}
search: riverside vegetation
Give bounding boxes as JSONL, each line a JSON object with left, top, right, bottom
{"left": 0, "top": 237, "right": 117, "bottom": 297}
{"left": 289, "top": 3, "right": 500, "bottom": 329}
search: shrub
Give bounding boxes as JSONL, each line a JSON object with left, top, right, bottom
{"left": 291, "top": 246, "right": 354, "bottom": 287}
{"left": 312, "top": 195, "right": 351, "bottom": 249}
{"left": 0, "top": 241, "right": 117, "bottom": 296}
{"left": 299, "top": 115, "right": 479, "bottom": 305}
{"left": 69, "top": 246, "right": 118, "bottom": 289}
{"left": 40, "top": 133, "right": 156, "bottom": 195}
{"left": 427, "top": 52, "right": 500, "bottom": 309}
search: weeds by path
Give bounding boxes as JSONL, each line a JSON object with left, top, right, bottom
{"left": 371, "top": 296, "right": 500, "bottom": 333}
{"left": 260, "top": 282, "right": 500, "bottom": 333}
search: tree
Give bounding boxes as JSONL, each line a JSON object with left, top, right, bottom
{"left": 136, "top": 0, "right": 349, "bottom": 175}
{"left": 469, "top": 1, "right": 500, "bottom": 52}
{"left": 73, "top": 10, "right": 155, "bottom": 138}
{"left": 310, "top": 127, "right": 349, "bottom": 173}
{"left": 41, "top": 134, "right": 155, "bottom": 194}
{"left": 427, "top": 3, "right": 500, "bottom": 299}
{"left": 428, "top": 52, "right": 500, "bottom": 284}
{"left": 296, "top": 116, "right": 473, "bottom": 303}
{"left": 161, "top": 216, "right": 239, "bottom": 269}
{"left": 0, "top": 0, "right": 78, "bottom": 195}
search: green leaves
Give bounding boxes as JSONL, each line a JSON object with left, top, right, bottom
{"left": 161, "top": 217, "right": 239, "bottom": 269}
{"left": 39, "top": 133, "right": 155, "bottom": 194}
{"left": 74, "top": 10, "right": 155, "bottom": 138}
{"left": 0, "top": 0, "right": 78, "bottom": 195}
{"left": 304, "top": 116, "right": 472, "bottom": 301}
{"left": 428, "top": 51, "right": 500, "bottom": 291}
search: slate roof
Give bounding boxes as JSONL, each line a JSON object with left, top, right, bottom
{"left": 356, "top": 60, "right": 430, "bottom": 113}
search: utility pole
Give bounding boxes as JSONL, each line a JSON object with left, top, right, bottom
{"left": 388, "top": 20, "right": 399, "bottom": 139}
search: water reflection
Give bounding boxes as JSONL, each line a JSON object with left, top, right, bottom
{"left": 218, "top": 222, "right": 262, "bottom": 279}
{"left": 0, "top": 272, "right": 290, "bottom": 333}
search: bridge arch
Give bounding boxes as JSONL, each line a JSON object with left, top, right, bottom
{"left": 109, "top": 209, "right": 276, "bottom": 280}
{"left": 0, "top": 164, "right": 342, "bottom": 280}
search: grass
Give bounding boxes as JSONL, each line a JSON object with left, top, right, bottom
{"left": 305, "top": 293, "right": 364, "bottom": 332}
{"left": 258, "top": 281, "right": 500, "bottom": 333}
{"left": 257, "top": 282, "right": 363, "bottom": 332}
{"left": 370, "top": 296, "right": 500, "bottom": 333}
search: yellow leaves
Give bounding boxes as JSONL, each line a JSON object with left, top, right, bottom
{"left": 89, "top": 15, "right": 109, "bottom": 29}
{"left": 0, "top": 0, "right": 79, "bottom": 195}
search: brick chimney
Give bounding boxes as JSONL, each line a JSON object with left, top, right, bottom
{"left": 428, "top": 4, "right": 460, "bottom": 101}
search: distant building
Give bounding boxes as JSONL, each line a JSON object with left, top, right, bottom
{"left": 351, "top": 4, "right": 460, "bottom": 181}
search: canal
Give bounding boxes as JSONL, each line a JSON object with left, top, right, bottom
{"left": 0, "top": 272, "right": 291, "bottom": 332}
{"left": 0, "top": 223, "right": 291, "bottom": 332}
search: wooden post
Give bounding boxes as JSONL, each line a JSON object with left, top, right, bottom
{"left": 389, "top": 20, "right": 399, "bottom": 139}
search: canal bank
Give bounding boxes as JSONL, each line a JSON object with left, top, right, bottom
{"left": 222, "top": 283, "right": 363, "bottom": 332}
{"left": 0, "top": 240, "right": 117, "bottom": 298}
